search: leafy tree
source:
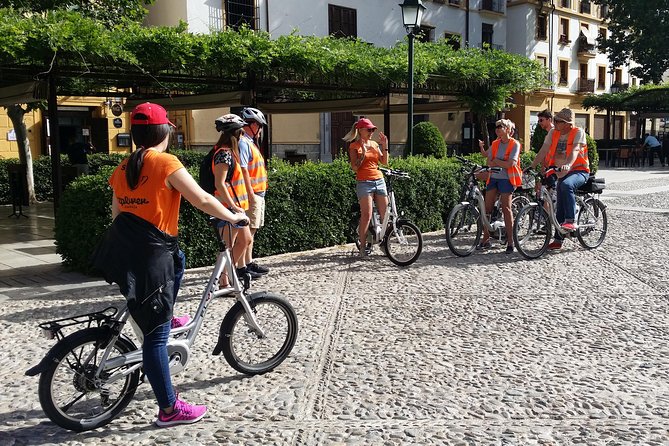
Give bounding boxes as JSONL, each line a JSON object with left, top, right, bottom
{"left": 530, "top": 125, "right": 548, "bottom": 153}
{"left": 593, "top": 0, "right": 669, "bottom": 83}
{"left": 0, "top": 2, "right": 150, "bottom": 202}
{"left": 0, "top": 0, "right": 153, "bottom": 25}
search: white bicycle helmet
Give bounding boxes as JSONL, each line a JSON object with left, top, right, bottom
{"left": 215, "top": 114, "right": 246, "bottom": 133}
{"left": 240, "top": 107, "right": 267, "bottom": 126}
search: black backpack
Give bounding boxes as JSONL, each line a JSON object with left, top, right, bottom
{"left": 198, "top": 147, "right": 217, "bottom": 195}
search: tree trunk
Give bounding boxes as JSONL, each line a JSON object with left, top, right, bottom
{"left": 478, "top": 114, "right": 491, "bottom": 151}
{"left": 6, "top": 104, "right": 37, "bottom": 203}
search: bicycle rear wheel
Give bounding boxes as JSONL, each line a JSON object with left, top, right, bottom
{"left": 511, "top": 194, "right": 531, "bottom": 218}
{"left": 38, "top": 328, "right": 139, "bottom": 432}
{"left": 220, "top": 294, "right": 298, "bottom": 375}
{"left": 513, "top": 204, "right": 551, "bottom": 260}
{"left": 445, "top": 203, "right": 481, "bottom": 257}
{"left": 576, "top": 198, "right": 607, "bottom": 249}
{"left": 384, "top": 220, "right": 423, "bottom": 266}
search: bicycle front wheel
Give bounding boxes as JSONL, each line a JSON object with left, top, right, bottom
{"left": 513, "top": 204, "right": 551, "bottom": 260}
{"left": 445, "top": 203, "right": 481, "bottom": 257}
{"left": 576, "top": 198, "right": 607, "bottom": 249}
{"left": 384, "top": 220, "right": 423, "bottom": 266}
{"left": 38, "top": 328, "right": 139, "bottom": 432}
{"left": 221, "top": 294, "right": 298, "bottom": 375}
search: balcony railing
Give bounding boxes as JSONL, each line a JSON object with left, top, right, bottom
{"left": 580, "top": 1, "right": 591, "bottom": 14}
{"left": 480, "top": 0, "right": 504, "bottom": 13}
{"left": 577, "top": 32, "right": 596, "bottom": 58}
{"left": 600, "top": 4, "right": 608, "bottom": 18}
{"left": 578, "top": 78, "right": 595, "bottom": 93}
{"left": 481, "top": 42, "right": 504, "bottom": 51}
{"left": 558, "top": 34, "right": 571, "bottom": 45}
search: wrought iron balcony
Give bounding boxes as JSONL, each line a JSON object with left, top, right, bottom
{"left": 480, "top": 42, "right": 504, "bottom": 51}
{"left": 578, "top": 78, "right": 595, "bottom": 93}
{"left": 480, "top": 0, "right": 504, "bottom": 13}
{"left": 558, "top": 34, "right": 571, "bottom": 45}
{"left": 577, "top": 31, "right": 596, "bottom": 58}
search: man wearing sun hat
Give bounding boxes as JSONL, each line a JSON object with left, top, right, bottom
{"left": 529, "top": 107, "right": 590, "bottom": 250}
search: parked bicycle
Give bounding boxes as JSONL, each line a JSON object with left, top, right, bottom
{"left": 512, "top": 167, "right": 607, "bottom": 260}
{"left": 445, "top": 156, "right": 531, "bottom": 257}
{"left": 25, "top": 218, "right": 298, "bottom": 432}
{"left": 354, "top": 167, "right": 423, "bottom": 266}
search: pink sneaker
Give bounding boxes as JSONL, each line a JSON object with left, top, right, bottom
{"left": 170, "top": 315, "right": 190, "bottom": 329}
{"left": 560, "top": 222, "right": 577, "bottom": 231}
{"left": 156, "top": 396, "right": 207, "bottom": 427}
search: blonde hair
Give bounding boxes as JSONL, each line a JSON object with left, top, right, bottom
{"left": 342, "top": 123, "right": 361, "bottom": 143}
{"left": 496, "top": 119, "right": 515, "bottom": 136}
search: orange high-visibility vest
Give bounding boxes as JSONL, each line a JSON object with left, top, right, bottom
{"left": 487, "top": 137, "right": 522, "bottom": 187}
{"left": 547, "top": 127, "right": 590, "bottom": 173}
{"left": 212, "top": 147, "right": 249, "bottom": 210}
{"left": 242, "top": 135, "right": 268, "bottom": 194}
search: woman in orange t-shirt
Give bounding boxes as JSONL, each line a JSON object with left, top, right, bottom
{"left": 108, "top": 103, "right": 248, "bottom": 427}
{"left": 343, "top": 117, "right": 389, "bottom": 257}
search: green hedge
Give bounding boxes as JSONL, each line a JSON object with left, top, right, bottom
{"left": 55, "top": 154, "right": 467, "bottom": 273}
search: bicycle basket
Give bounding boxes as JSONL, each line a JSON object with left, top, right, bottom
{"left": 521, "top": 172, "right": 535, "bottom": 190}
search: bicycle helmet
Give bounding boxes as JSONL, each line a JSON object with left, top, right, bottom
{"left": 215, "top": 114, "right": 246, "bottom": 133}
{"left": 240, "top": 107, "right": 267, "bottom": 126}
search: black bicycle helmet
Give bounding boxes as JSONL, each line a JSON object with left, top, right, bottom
{"left": 215, "top": 114, "right": 246, "bottom": 133}
{"left": 240, "top": 107, "right": 267, "bottom": 126}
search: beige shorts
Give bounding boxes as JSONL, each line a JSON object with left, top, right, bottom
{"left": 247, "top": 194, "right": 266, "bottom": 229}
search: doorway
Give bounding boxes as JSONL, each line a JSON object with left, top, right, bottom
{"left": 330, "top": 111, "right": 355, "bottom": 159}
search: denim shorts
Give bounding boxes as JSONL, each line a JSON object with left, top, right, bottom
{"left": 356, "top": 178, "right": 388, "bottom": 199}
{"left": 487, "top": 177, "right": 515, "bottom": 194}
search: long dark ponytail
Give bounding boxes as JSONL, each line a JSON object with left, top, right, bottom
{"left": 126, "top": 116, "right": 172, "bottom": 189}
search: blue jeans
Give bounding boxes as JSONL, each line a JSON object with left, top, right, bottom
{"left": 555, "top": 171, "right": 588, "bottom": 241}
{"left": 142, "top": 248, "right": 185, "bottom": 410}
{"left": 143, "top": 320, "right": 175, "bottom": 409}
{"left": 174, "top": 249, "right": 186, "bottom": 298}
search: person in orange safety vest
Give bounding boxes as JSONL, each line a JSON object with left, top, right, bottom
{"left": 476, "top": 119, "right": 522, "bottom": 254}
{"left": 530, "top": 107, "right": 590, "bottom": 250}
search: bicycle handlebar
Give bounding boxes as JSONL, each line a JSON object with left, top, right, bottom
{"left": 379, "top": 167, "right": 410, "bottom": 179}
{"left": 455, "top": 156, "right": 502, "bottom": 174}
{"left": 208, "top": 216, "right": 250, "bottom": 229}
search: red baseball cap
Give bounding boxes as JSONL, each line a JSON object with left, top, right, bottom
{"left": 354, "top": 118, "right": 377, "bottom": 129}
{"left": 130, "top": 102, "right": 176, "bottom": 128}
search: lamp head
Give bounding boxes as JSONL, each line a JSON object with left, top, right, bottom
{"left": 399, "top": 0, "right": 426, "bottom": 33}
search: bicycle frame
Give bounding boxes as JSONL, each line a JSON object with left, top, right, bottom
{"left": 533, "top": 177, "right": 594, "bottom": 237}
{"left": 367, "top": 172, "right": 403, "bottom": 245}
{"left": 458, "top": 170, "right": 500, "bottom": 234}
{"left": 98, "top": 228, "right": 265, "bottom": 380}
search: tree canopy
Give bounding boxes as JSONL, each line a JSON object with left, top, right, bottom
{"left": 594, "top": 0, "right": 669, "bottom": 83}
{"left": 0, "top": 7, "right": 549, "bottom": 111}
{"left": 0, "top": 0, "right": 153, "bottom": 25}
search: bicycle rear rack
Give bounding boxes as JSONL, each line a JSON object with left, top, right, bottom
{"left": 38, "top": 306, "right": 118, "bottom": 341}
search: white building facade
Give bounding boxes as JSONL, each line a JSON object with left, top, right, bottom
{"left": 144, "top": 0, "right": 634, "bottom": 159}
{"left": 145, "top": 0, "right": 511, "bottom": 159}
{"left": 506, "top": 0, "right": 636, "bottom": 146}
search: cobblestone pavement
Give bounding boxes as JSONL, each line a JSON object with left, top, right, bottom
{"left": 1, "top": 169, "right": 668, "bottom": 445}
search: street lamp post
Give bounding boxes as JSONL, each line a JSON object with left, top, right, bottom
{"left": 400, "top": 0, "right": 425, "bottom": 156}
